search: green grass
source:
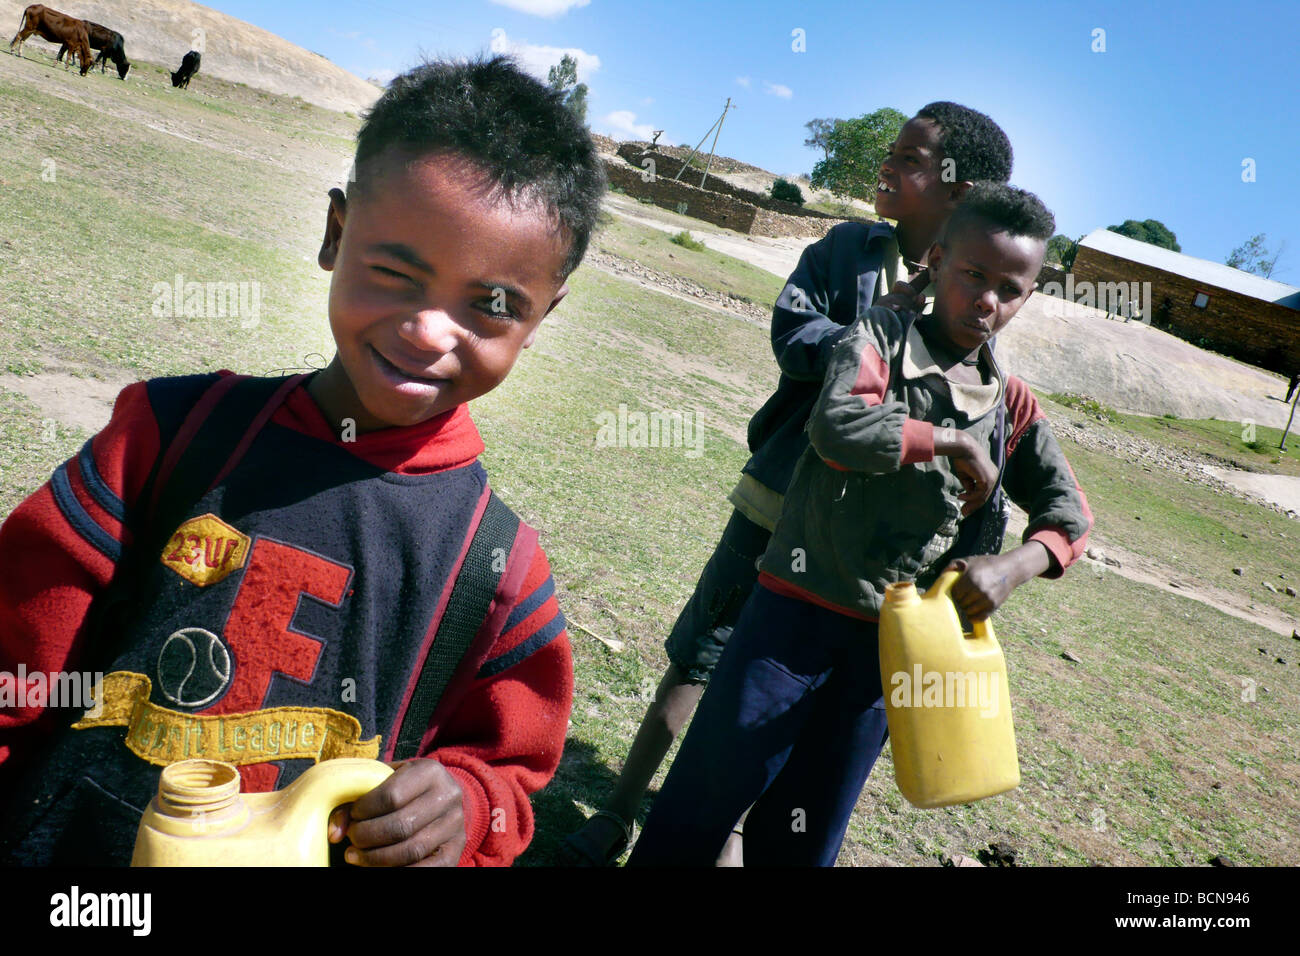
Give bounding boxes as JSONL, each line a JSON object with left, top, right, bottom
{"left": 2, "top": 51, "right": 1297, "bottom": 866}
{"left": 1050, "top": 392, "right": 1300, "bottom": 474}
{"left": 668, "top": 229, "right": 707, "bottom": 252}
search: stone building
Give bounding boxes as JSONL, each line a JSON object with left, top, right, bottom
{"left": 1069, "top": 229, "right": 1300, "bottom": 375}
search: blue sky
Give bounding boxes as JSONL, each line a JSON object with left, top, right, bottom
{"left": 213, "top": 0, "right": 1299, "bottom": 283}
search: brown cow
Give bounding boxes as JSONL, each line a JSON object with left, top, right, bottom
{"left": 56, "top": 21, "right": 130, "bottom": 80}
{"left": 9, "top": 4, "right": 93, "bottom": 76}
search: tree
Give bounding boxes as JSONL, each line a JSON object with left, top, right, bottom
{"left": 547, "top": 54, "right": 588, "bottom": 124}
{"left": 771, "top": 178, "right": 804, "bottom": 205}
{"left": 1107, "top": 219, "right": 1180, "bottom": 252}
{"left": 1046, "top": 234, "right": 1081, "bottom": 271}
{"left": 1225, "top": 233, "right": 1284, "bottom": 278}
{"left": 803, "top": 118, "right": 837, "bottom": 162}
{"left": 808, "top": 108, "right": 908, "bottom": 203}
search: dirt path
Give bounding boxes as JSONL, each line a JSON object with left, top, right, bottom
{"left": 601, "top": 193, "right": 812, "bottom": 277}
{"left": 1006, "top": 507, "right": 1297, "bottom": 638}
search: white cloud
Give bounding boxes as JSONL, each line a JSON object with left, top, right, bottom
{"left": 764, "top": 81, "right": 793, "bottom": 99}
{"left": 490, "top": 0, "right": 591, "bottom": 18}
{"left": 736, "top": 75, "right": 752, "bottom": 88}
{"left": 488, "top": 28, "right": 600, "bottom": 82}
{"left": 599, "top": 110, "right": 657, "bottom": 141}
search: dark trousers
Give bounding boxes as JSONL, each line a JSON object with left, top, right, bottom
{"left": 628, "top": 584, "right": 889, "bottom": 866}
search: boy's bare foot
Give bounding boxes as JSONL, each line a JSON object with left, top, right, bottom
{"left": 558, "top": 810, "right": 633, "bottom": 866}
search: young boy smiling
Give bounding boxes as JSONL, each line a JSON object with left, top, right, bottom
{"left": 628, "top": 184, "right": 1093, "bottom": 866}
{"left": 0, "top": 55, "right": 604, "bottom": 866}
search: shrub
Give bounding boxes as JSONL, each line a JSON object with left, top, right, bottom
{"left": 771, "top": 178, "right": 805, "bottom": 205}
{"left": 669, "top": 230, "right": 706, "bottom": 252}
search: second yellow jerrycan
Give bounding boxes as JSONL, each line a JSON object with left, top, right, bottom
{"left": 878, "top": 570, "right": 1019, "bottom": 809}
{"left": 132, "top": 757, "right": 394, "bottom": 866}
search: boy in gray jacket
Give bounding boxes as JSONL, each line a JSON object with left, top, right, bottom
{"left": 629, "top": 183, "right": 1093, "bottom": 866}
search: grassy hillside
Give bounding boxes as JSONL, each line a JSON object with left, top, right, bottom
{"left": 2, "top": 51, "right": 1297, "bottom": 866}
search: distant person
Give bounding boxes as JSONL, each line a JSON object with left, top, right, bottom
{"left": 628, "top": 184, "right": 1093, "bottom": 866}
{"left": 561, "top": 101, "right": 1017, "bottom": 866}
{"left": 1287, "top": 370, "right": 1300, "bottom": 404}
{"left": 1154, "top": 296, "right": 1172, "bottom": 329}
{"left": 0, "top": 55, "right": 605, "bottom": 866}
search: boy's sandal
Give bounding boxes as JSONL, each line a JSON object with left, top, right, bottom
{"left": 557, "top": 810, "right": 634, "bottom": 867}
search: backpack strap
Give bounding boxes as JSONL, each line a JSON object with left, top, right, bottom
{"left": 392, "top": 491, "right": 520, "bottom": 761}
{"left": 85, "top": 374, "right": 303, "bottom": 669}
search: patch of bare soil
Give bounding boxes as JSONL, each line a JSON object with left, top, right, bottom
{"left": 0, "top": 361, "right": 135, "bottom": 434}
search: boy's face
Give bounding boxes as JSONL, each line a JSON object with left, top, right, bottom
{"left": 926, "top": 223, "right": 1044, "bottom": 353}
{"left": 313, "top": 151, "right": 571, "bottom": 432}
{"left": 875, "top": 117, "right": 965, "bottom": 224}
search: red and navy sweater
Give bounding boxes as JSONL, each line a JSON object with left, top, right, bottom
{"left": 0, "top": 372, "right": 572, "bottom": 866}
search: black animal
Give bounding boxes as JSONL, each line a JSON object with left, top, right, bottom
{"left": 56, "top": 20, "right": 129, "bottom": 80}
{"left": 171, "top": 49, "right": 200, "bottom": 89}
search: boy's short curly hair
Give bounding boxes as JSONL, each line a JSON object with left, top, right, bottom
{"left": 942, "top": 182, "right": 1056, "bottom": 244}
{"left": 915, "top": 102, "right": 1013, "bottom": 185}
{"left": 351, "top": 54, "right": 606, "bottom": 278}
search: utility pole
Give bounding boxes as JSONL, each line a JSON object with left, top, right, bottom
{"left": 671, "top": 98, "right": 734, "bottom": 190}
{"left": 698, "top": 97, "right": 732, "bottom": 190}
{"left": 1281, "top": 383, "right": 1299, "bottom": 451}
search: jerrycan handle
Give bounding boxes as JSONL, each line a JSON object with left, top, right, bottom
{"left": 926, "top": 569, "right": 994, "bottom": 640}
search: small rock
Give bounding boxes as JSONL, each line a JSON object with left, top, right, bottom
{"left": 1062, "top": 650, "right": 1083, "bottom": 663}
{"left": 1208, "top": 855, "right": 1235, "bottom": 867}
{"left": 1210, "top": 782, "right": 1223, "bottom": 790}
{"left": 1241, "top": 532, "right": 1249, "bottom": 538}
{"left": 1086, "top": 547, "right": 1103, "bottom": 561}
{"left": 1135, "top": 515, "right": 1143, "bottom": 521}
{"left": 979, "top": 843, "right": 1018, "bottom": 867}
{"left": 941, "top": 853, "right": 984, "bottom": 868}
{"left": 1170, "top": 581, "right": 1182, "bottom": 589}
{"left": 1104, "top": 556, "right": 1121, "bottom": 568}
{"left": 1258, "top": 647, "right": 1268, "bottom": 654}
{"left": 1232, "top": 567, "right": 1244, "bottom": 576}
{"left": 1276, "top": 658, "right": 1287, "bottom": 665}
{"left": 1294, "top": 629, "right": 1300, "bottom": 640}
{"left": 1263, "top": 582, "right": 1278, "bottom": 593}
{"left": 1288, "top": 587, "right": 1297, "bottom": 597}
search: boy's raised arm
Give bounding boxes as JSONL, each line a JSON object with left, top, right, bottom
{"left": 770, "top": 227, "right": 850, "bottom": 382}
{"left": 806, "top": 310, "right": 934, "bottom": 474}
{"left": 999, "top": 378, "right": 1093, "bottom": 577}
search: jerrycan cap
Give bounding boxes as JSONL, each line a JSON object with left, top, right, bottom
{"left": 884, "top": 581, "right": 920, "bottom": 605}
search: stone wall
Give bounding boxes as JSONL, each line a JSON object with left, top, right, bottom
{"left": 752, "top": 208, "right": 837, "bottom": 240}
{"left": 589, "top": 132, "right": 621, "bottom": 156}
{"left": 616, "top": 143, "right": 844, "bottom": 221}
{"left": 603, "top": 159, "right": 759, "bottom": 233}
{"left": 1070, "top": 247, "right": 1300, "bottom": 374}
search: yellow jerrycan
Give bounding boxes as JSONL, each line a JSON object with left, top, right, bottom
{"left": 878, "top": 570, "right": 1019, "bottom": 808}
{"left": 132, "top": 757, "right": 394, "bottom": 866}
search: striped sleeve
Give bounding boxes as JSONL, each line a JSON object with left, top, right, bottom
{"left": 1002, "top": 377, "right": 1093, "bottom": 577}
{"left": 426, "top": 542, "right": 572, "bottom": 867}
{"left": 0, "top": 381, "right": 161, "bottom": 782}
